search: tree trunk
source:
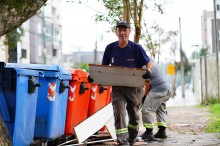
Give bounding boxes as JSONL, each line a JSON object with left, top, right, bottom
{"left": 133, "top": 0, "right": 144, "bottom": 43}
{"left": 122, "top": 0, "right": 130, "bottom": 22}
{"left": 171, "top": 62, "right": 178, "bottom": 98}
{"left": 0, "top": 116, "right": 11, "bottom": 146}
{"left": 0, "top": 0, "right": 47, "bottom": 36}
{"left": 0, "top": 1, "right": 47, "bottom": 144}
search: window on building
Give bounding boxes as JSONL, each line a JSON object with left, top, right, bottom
{"left": 53, "top": 49, "right": 57, "bottom": 57}
{"left": 21, "top": 49, "right": 27, "bottom": 58}
{"left": 44, "top": 24, "right": 52, "bottom": 42}
{"left": 217, "top": 4, "right": 220, "bottom": 11}
{"left": 54, "top": 28, "right": 61, "bottom": 40}
{"left": 37, "top": 22, "right": 42, "bottom": 34}
{"left": 219, "top": 30, "right": 220, "bottom": 40}
{"left": 38, "top": 45, "right": 42, "bottom": 56}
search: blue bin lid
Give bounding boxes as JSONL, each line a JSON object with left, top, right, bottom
{"left": 16, "top": 68, "right": 44, "bottom": 77}
{"left": 0, "top": 62, "right": 43, "bottom": 77}
{"left": 2, "top": 67, "right": 43, "bottom": 77}
{"left": 7, "top": 63, "right": 60, "bottom": 71}
{"left": 6, "top": 63, "right": 71, "bottom": 80}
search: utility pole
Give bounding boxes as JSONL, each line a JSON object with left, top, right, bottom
{"left": 179, "top": 17, "right": 185, "bottom": 98}
{"left": 213, "top": 0, "right": 220, "bottom": 102}
{"left": 94, "top": 22, "right": 97, "bottom": 64}
{"left": 42, "top": 6, "right": 47, "bottom": 64}
{"left": 94, "top": 39, "right": 97, "bottom": 64}
{"left": 204, "top": 46, "right": 208, "bottom": 104}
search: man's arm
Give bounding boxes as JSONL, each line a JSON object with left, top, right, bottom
{"left": 143, "top": 61, "right": 153, "bottom": 79}
{"left": 146, "top": 60, "right": 153, "bottom": 71}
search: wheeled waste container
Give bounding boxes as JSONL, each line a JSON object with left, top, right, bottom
{"left": 89, "top": 84, "right": 111, "bottom": 132}
{"left": 0, "top": 62, "right": 42, "bottom": 146}
{"left": 89, "top": 84, "right": 111, "bottom": 116}
{"left": 65, "top": 69, "right": 91, "bottom": 135}
{"left": 6, "top": 63, "right": 71, "bottom": 140}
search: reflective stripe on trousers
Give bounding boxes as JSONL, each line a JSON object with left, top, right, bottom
{"left": 157, "top": 121, "right": 167, "bottom": 127}
{"left": 143, "top": 123, "right": 154, "bottom": 129}
{"left": 142, "top": 90, "right": 171, "bottom": 127}
{"left": 116, "top": 128, "right": 128, "bottom": 134}
{"left": 112, "top": 86, "right": 144, "bottom": 145}
{"left": 143, "top": 122, "right": 167, "bottom": 128}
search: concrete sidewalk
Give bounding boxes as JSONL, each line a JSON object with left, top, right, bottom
{"left": 137, "top": 106, "right": 220, "bottom": 146}
{"left": 136, "top": 88, "right": 220, "bottom": 146}
{"left": 166, "top": 84, "right": 200, "bottom": 107}
{"left": 94, "top": 88, "right": 220, "bottom": 146}
{"left": 104, "top": 106, "right": 220, "bottom": 146}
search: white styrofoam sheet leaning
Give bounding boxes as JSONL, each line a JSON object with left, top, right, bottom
{"left": 88, "top": 64, "right": 146, "bottom": 87}
{"left": 73, "top": 103, "right": 115, "bottom": 143}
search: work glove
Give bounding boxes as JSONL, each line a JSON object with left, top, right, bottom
{"left": 88, "top": 75, "right": 94, "bottom": 83}
{"left": 142, "top": 69, "right": 151, "bottom": 79}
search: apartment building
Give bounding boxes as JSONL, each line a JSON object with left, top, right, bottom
{"left": 201, "top": 1, "right": 220, "bottom": 54}
{"left": 29, "top": 0, "right": 62, "bottom": 65}
{"left": 6, "top": 0, "right": 62, "bottom": 65}
{"left": 63, "top": 51, "right": 104, "bottom": 68}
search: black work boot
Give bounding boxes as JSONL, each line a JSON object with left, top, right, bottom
{"left": 128, "top": 137, "right": 137, "bottom": 146}
{"left": 128, "top": 126, "right": 138, "bottom": 146}
{"left": 154, "top": 126, "right": 167, "bottom": 139}
{"left": 141, "top": 128, "right": 156, "bottom": 141}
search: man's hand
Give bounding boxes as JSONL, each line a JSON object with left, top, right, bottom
{"left": 144, "top": 82, "right": 151, "bottom": 96}
{"left": 142, "top": 69, "right": 151, "bottom": 79}
{"left": 88, "top": 75, "right": 94, "bottom": 83}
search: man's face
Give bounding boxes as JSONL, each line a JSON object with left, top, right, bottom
{"left": 115, "top": 26, "right": 131, "bottom": 41}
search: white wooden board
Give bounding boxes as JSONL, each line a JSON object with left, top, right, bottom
{"left": 89, "top": 64, "right": 146, "bottom": 87}
{"left": 105, "top": 116, "right": 116, "bottom": 140}
{"left": 73, "top": 103, "right": 114, "bottom": 143}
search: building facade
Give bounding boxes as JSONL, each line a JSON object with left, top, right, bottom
{"left": 63, "top": 51, "right": 104, "bottom": 68}
{"left": 28, "top": 0, "right": 62, "bottom": 64}
{"left": 6, "top": 0, "right": 63, "bottom": 65}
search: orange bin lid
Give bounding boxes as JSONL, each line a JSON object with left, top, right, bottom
{"left": 67, "top": 68, "right": 89, "bottom": 82}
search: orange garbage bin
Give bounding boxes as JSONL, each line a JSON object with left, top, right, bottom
{"left": 104, "top": 86, "right": 112, "bottom": 105}
{"left": 65, "top": 69, "right": 91, "bottom": 135}
{"left": 88, "top": 84, "right": 111, "bottom": 132}
{"left": 89, "top": 84, "right": 111, "bottom": 116}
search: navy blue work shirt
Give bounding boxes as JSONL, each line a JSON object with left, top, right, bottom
{"left": 102, "top": 41, "right": 150, "bottom": 68}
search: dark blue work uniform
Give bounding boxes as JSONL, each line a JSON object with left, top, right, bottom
{"left": 102, "top": 40, "right": 150, "bottom": 145}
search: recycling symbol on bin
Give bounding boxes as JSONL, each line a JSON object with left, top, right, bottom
{"left": 69, "top": 85, "right": 76, "bottom": 101}
{"left": 91, "top": 85, "right": 97, "bottom": 100}
{"left": 48, "top": 82, "right": 56, "bottom": 101}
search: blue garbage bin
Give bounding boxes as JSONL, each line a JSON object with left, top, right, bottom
{"left": 6, "top": 63, "right": 71, "bottom": 140}
{"left": 0, "top": 62, "right": 42, "bottom": 146}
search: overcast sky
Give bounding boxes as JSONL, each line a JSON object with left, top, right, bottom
{"left": 61, "top": 0, "right": 213, "bottom": 57}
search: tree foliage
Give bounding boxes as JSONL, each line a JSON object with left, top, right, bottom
{"left": 4, "top": 27, "right": 23, "bottom": 50}
{"left": 0, "top": 0, "right": 47, "bottom": 36}
{"left": 95, "top": 0, "right": 145, "bottom": 43}
{"left": 95, "top": 0, "right": 123, "bottom": 24}
{"left": 95, "top": 0, "right": 168, "bottom": 45}
{"left": 200, "top": 48, "right": 205, "bottom": 56}
{"left": 74, "top": 63, "right": 89, "bottom": 72}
